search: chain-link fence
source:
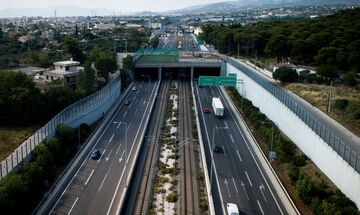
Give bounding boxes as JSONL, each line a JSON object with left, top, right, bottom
{"left": 226, "top": 57, "right": 360, "bottom": 174}
{"left": 0, "top": 75, "right": 121, "bottom": 179}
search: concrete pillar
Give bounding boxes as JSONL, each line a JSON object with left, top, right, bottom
{"left": 158, "top": 67, "right": 162, "bottom": 80}
{"left": 191, "top": 66, "right": 194, "bottom": 80}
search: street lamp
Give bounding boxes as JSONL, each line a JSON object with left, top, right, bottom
{"left": 114, "top": 121, "right": 128, "bottom": 186}
{"left": 210, "top": 126, "right": 228, "bottom": 194}
{"left": 77, "top": 112, "right": 88, "bottom": 147}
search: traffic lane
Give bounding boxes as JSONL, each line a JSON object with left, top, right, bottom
{"left": 193, "top": 83, "right": 225, "bottom": 215}
{"left": 72, "top": 80, "right": 157, "bottom": 214}
{"left": 51, "top": 80, "right": 156, "bottom": 214}
{"left": 213, "top": 86, "right": 287, "bottom": 214}
{"left": 197, "top": 84, "right": 285, "bottom": 214}
{"left": 197, "top": 86, "right": 259, "bottom": 214}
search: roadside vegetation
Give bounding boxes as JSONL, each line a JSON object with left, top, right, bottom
{"left": 285, "top": 83, "right": 360, "bottom": 138}
{"left": 226, "top": 86, "right": 359, "bottom": 215}
{"left": 0, "top": 123, "right": 92, "bottom": 214}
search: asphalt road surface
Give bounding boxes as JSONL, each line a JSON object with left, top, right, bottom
{"left": 48, "top": 79, "right": 158, "bottom": 215}
{"left": 194, "top": 81, "right": 288, "bottom": 215}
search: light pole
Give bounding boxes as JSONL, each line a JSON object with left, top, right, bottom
{"left": 123, "top": 38, "right": 128, "bottom": 53}
{"left": 77, "top": 112, "right": 88, "bottom": 147}
{"left": 115, "top": 121, "right": 128, "bottom": 186}
{"left": 262, "top": 121, "right": 274, "bottom": 161}
{"left": 210, "top": 126, "right": 228, "bottom": 194}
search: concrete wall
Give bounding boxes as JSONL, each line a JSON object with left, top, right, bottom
{"left": 226, "top": 63, "right": 360, "bottom": 208}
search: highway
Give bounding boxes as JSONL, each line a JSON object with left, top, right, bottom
{"left": 194, "top": 81, "right": 288, "bottom": 215}
{"left": 41, "top": 79, "right": 158, "bottom": 215}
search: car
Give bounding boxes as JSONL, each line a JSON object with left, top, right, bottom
{"left": 212, "top": 144, "right": 221, "bottom": 153}
{"left": 132, "top": 86, "right": 137, "bottom": 91}
{"left": 91, "top": 149, "right": 100, "bottom": 159}
{"left": 125, "top": 100, "right": 130, "bottom": 105}
{"left": 203, "top": 108, "right": 210, "bottom": 113}
{"left": 227, "top": 203, "right": 240, "bottom": 215}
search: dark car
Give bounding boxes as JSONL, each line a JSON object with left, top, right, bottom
{"left": 91, "top": 149, "right": 100, "bottom": 159}
{"left": 125, "top": 100, "right": 130, "bottom": 105}
{"left": 212, "top": 144, "right": 221, "bottom": 153}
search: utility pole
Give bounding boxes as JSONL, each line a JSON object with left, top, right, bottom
{"left": 237, "top": 41, "right": 240, "bottom": 59}
{"left": 328, "top": 80, "right": 333, "bottom": 112}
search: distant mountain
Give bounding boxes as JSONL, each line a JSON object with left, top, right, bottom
{"left": 0, "top": 5, "right": 112, "bottom": 18}
{"left": 169, "top": 0, "right": 360, "bottom": 14}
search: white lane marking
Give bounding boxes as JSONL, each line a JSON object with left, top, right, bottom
{"left": 128, "top": 123, "right": 131, "bottom": 129}
{"left": 128, "top": 103, "right": 132, "bottom": 109}
{"left": 245, "top": 171, "right": 252, "bottom": 187}
{"left": 123, "top": 111, "right": 127, "bottom": 118}
{"left": 98, "top": 174, "right": 108, "bottom": 191}
{"left": 230, "top": 134, "right": 234, "bottom": 143}
{"left": 119, "top": 150, "right": 125, "bottom": 163}
{"left": 224, "top": 121, "right": 228, "bottom": 128}
{"left": 232, "top": 177, "right": 239, "bottom": 193}
{"left": 111, "top": 80, "right": 158, "bottom": 215}
{"left": 222, "top": 145, "right": 227, "bottom": 156}
{"left": 106, "top": 149, "right": 113, "bottom": 161}
{"left": 236, "top": 150, "right": 242, "bottom": 162}
{"left": 216, "top": 86, "right": 283, "bottom": 214}
{"left": 49, "top": 81, "right": 138, "bottom": 214}
{"left": 257, "top": 200, "right": 265, "bottom": 215}
{"left": 241, "top": 180, "right": 249, "bottom": 200}
{"left": 133, "top": 96, "right": 136, "bottom": 100}
{"left": 195, "top": 83, "right": 227, "bottom": 215}
{"left": 116, "top": 144, "right": 122, "bottom": 155}
{"left": 97, "top": 149, "right": 106, "bottom": 163}
{"left": 109, "top": 134, "right": 114, "bottom": 143}
{"left": 68, "top": 197, "right": 79, "bottom": 215}
{"left": 260, "top": 184, "right": 267, "bottom": 202}
{"left": 224, "top": 178, "right": 231, "bottom": 198}
{"left": 85, "top": 169, "right": 95, "bottom": 186}
{"left": 135, "top": 107, "right": 138, "bottom": 113}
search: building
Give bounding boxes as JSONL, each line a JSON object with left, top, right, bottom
{"left": 43, "top": 59, "right": 83, "bottom": 86}
{"left": 151, "top": 23, "right": 162, "bottom": 29}
{"left": 18, "top": 35, "right": 35, "bottom": 43}
{"left": 42, "top": 30, "right": 54, "bottom": 40}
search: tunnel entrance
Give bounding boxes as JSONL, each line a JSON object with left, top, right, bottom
{"left": 134, "top": 68, "right": 159, "bottom": 79}
{"left": 161, "top": 67, "right": 191, "bottom": 80}
{"left": 193, "top": 67, "right": 221, "bottom": 79}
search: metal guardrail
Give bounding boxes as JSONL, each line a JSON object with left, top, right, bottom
{"left": 0, "top": 75, "right": 121, "bottom": 179}
{"left": 226, "top": 57, "right": 360, "bottom": 174}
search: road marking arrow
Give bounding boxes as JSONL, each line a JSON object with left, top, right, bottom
{"left": 224, "top": 178, "right": 231, "bottom": 198}
{"left": 119, "top": 150, "right": 125, "bottom": 163}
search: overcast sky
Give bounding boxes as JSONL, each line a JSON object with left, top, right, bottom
{"left": 0, "top": 0, "right": 228, "bottom": 12}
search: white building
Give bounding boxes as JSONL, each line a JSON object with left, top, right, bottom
{"left": 151, "top": 23, "right": 162, "bottom": 29}
{"left": 42, "top": 30, "right": 54, "bottom": 40}
{"left": 44, "top": 59, "right": 83, "bottom": 86}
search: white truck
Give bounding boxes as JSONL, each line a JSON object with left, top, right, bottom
{"left": 212, "top": 97, "right": 224, "bottom": 117}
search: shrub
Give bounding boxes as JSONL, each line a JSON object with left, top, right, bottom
{"left": 292, "top": 155, "right": 307, "bottom": 167}
{"left": 334, "top": 99, "right": 349, "bottom": 110}
{"left": 287, "top": 164, "right": 300, "bottom": 185}
{"left": 273, "top": 66, "right": 299, "bottom": 83}
{"left": 165, "top": 192, "right": 178, "bottom": 202}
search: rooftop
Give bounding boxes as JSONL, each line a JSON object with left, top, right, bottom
{"left": 54, "top": 60, "right": 80, "bottom": 66}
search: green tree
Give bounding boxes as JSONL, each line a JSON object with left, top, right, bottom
{"left": 342, "top": 71, "right": 359, "bottom": 87}
{"left": 273, "top": 66, "right": 298, "bottom": 83}
{"left": 122, "top": 55, "right": 134, "bottom": 71}
{"left": 296, "top": 173, "right": 315, "bottom": 204}
{"left": 63, "top": 37, "right": 85, "bottom": 63}
{"left": 315, "top": 47, "right": 338, "bottom": 65}
{"left": 149, "top": 36, "right": 159, "bottom": 48}
{"left": 316, "top": 64, "right": 338, "bottom": 80}
{"left": 96, "top": 55, "right": 117, "bottom": 80}
{"left": 77, "top": 64, "right": 95, "bottom": 94}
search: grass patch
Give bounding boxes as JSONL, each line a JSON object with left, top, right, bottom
{"left": 285, "top": 83, "right": 360, "bottom": 138}
{"left": 0, "top": 126, "right": 40, "bottom": 160}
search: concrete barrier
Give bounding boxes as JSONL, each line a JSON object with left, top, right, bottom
{"left": 226, "top": 62, "right": 360, "bottom": 208}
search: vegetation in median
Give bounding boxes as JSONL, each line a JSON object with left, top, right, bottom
{"left": 226, "top": 86, "right": 359, "bottom": 215}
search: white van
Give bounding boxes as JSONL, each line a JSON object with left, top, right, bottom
{"left": 227, "top": 203, "right": 240, "bottom": 215}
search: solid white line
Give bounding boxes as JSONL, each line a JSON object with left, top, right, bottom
{"left": 258, "top": 200, "right": 265, "bottom": 215}
{"left": 260, "top": 185, "right": 267, "bottom": 202}
{"left": 236, "top": 150, "right": 242, "bottom": 162}
{"left": 245, "top": 171, "right": 252, "bottom": 187}
{"left": 49, "top": 81, "right": 137, "bottom": 214}
{"left": 135, "top": 107, "right": 138, "bottom": 113}
{"left": 230, "top": 134, "right": 234, "bottom": 143}
{"left": 116, "top": 144, "right": 122, "bottom": 155}
{"left": 98, "top": 174, "right": 108, "bottom": 191}
{"left": 217, "top": 86, "right": 283, "bottom": 214}
{"left": 85, "top": 169, "right": 94, "bottom": 186}
{"left": 109, "top": 134, "right": 114, "bottom": 143}
{"left": 97, "top": 149, "right": 106, "bottom": 163}
{"left": 222, "top": 145, "right": 227, "bottom": 156}
{"left": 232, "top": 177, "right": 239, "bottom": 193}
{"left": 67, "top": 197, "right": 79, "bottom": 215}
{"left": 128, "top": 123, "right": 131, "bottom": 129}
{"left": 123, "top": 111, "right": 127, "bottom": 118}
{"left": 195, "top": 83, "right": 227, "bottom": 215}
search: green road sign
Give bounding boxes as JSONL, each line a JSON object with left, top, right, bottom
{"left": 199, "top": 76, "right": 217, "bottom": 86}
{"left": 217, "top": 76, "right": 237, "bottom": 87}
{"left": 229, "top": 73, "right": 237, "bottom": 78}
